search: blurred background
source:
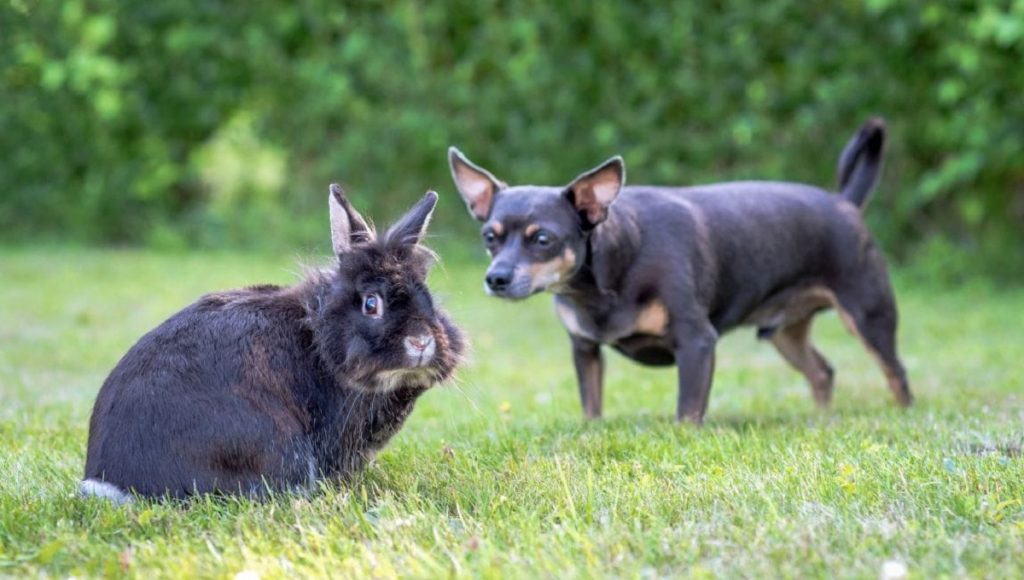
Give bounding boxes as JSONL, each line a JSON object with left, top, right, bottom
{"left": 2, "top": 1, "right": 1023, "bottom": 281}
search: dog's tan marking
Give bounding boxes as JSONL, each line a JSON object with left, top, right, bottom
{"left": 524, "top": 224, "right": 540, "bottom": 238}
{"left": 789, "top": 287, "right": 837, "bottom": 321}
{"left": 527, "top": 248, "right": 577, "bottom": 292}
{"left": 556, "top": 300, "right": 593, "bottom": 339}
{"left": 483, "top": 222, "right": 504, "bottom": 257}
{"left": 752, "top": 285, "right": 910, "bottom": 408}
{"left": 745, "top": 285, "right": 835, "bottom": 329}
{"left": 633, "top": 300, "right": 669, "bottom": 336}
{"left": 831, "top": 302, "right": 911, "bottom": 407}
{"left": 770, "top": 317, "right": 834, "bottom": 407}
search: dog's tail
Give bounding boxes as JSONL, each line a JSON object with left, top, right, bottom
{"left": 836, "top": 117, "right": 886, "bottom": 209}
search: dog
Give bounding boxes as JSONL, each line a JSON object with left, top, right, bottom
{"left": 448, "top": 118, "right": 911, "bottom": 423}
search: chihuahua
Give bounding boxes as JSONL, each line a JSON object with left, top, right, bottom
{"left": 448, "top": 118, "right": 911, "bottom": 423}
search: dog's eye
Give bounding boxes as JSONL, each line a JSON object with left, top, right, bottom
{"left": 533, "top": 231, "right": 553, "bottom": 246}
{"left": 482, "top": 230, "right": 497, "bottom": 244}
{"left": 362, "top": 293, "right": 383, "bottom": 318}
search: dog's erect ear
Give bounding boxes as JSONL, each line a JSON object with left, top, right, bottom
{"left": 329, "top": 184, "right": 373, "bottom": 255}
{"left": 565, "top": 156, "right": 625, "bottom": 229}
{"left": 385, "top": 191, "right": 438, "bottom": 247}
{"left": 448, "top": 147, "right": 506, "bottom": 221}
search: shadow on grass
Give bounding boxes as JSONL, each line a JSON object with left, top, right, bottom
{"left": 62, "top": 405, "right": 932, "bottom": 517}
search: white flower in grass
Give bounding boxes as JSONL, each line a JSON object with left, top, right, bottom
{"left": 880, "top": 559, "right": 908, "bottom": 580}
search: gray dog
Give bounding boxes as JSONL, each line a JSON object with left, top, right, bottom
{"left": 449, "top": 119, "right": 911, "bottom": 423}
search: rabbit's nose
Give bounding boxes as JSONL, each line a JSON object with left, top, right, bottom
{"left": 404, "top": 334, "right": 436, "bottom": 362}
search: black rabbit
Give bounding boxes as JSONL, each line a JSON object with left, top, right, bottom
{"left": 81, "top": 187, "right": 464, "bottom": 503}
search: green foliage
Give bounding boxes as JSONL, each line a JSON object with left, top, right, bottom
{"left": 2, "top": 1, "right": 1023, "bottom": 263}
{"left": 2, "top": 248, "right": 1024, "bottom": 576}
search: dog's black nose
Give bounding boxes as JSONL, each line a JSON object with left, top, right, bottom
{"left": 485, "top": 270, "right": 512, "bottom": 292}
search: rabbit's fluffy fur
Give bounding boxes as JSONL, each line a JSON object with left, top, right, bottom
{"left": 82, "top": 189, "right": 463, "bottom": 502}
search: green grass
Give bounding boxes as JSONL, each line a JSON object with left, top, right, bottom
{"left": 1, "top": 246, "right": 1022, "bottom": 578}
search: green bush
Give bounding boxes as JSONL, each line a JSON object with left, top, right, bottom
{"left": 2, "top": 1, "right": 1022, "bottom": 271}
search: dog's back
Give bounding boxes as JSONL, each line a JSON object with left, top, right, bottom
{"left": 607, "top": 180, "right": 872, "bottom": 331}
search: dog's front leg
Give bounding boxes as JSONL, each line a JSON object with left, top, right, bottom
{"left": 570, "top": 335, "right": 604, "bottom": 419}
{"left": 673, "top": 321, "right": 718, "bottom": 424}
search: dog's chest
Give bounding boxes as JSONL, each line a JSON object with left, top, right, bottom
{"left": 554, "top": 295, "right": 670, "bottom": 344}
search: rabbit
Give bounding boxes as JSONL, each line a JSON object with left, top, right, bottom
{"left": 80, "top": 186, "right": 464, "bottom": 503}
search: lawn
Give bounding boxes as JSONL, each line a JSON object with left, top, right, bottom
{"left": 1, "top": 246, "right": 1022, "bottom": 578}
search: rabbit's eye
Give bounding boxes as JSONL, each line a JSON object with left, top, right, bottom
{"left": 362, "top": 293, "right": 383, "bottom": 318}
{"left": 482, "top": 230, "right": 497, "bottom": 245}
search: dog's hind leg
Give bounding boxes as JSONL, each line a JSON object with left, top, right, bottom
{"left": 770, "top": 316, "right": 835, "bottom": 408}
{"left": 833, "top": 281, "right": 913, "bottom": 407}
{"left": 571, "top": 336, "right": 604, "bottom": 419}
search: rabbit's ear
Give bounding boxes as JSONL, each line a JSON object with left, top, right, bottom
{"left": 329, "top": 184, "right": 373, "bottom": 254}
{"left": 385, "top": 191, "right": 438, "bottom": 247}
